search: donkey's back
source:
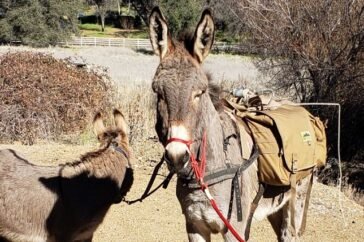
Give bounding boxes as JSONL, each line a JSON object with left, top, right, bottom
{"left": 0, "top": 149, "right": 60, "bottom": 242}
{"left": 0, "top": 109, "right": 133, "bottom": 242}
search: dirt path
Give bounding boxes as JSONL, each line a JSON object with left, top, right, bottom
{"left": 0, "top": 142, "right": 363, "bottom": 241}
{"left": 0, "top": 46, "right": 268, "bottom": 88}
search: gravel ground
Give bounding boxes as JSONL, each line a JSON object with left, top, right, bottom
{"left": 0, "top": 45, "right": 268, "bottom": 88}
{"left": 0, "top": 142, "right": 363, "bottom": 242}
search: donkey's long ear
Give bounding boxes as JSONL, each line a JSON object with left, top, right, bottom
{"left": 193, "top": 9, "right": 215, "bottom": 63}
{"left": 149, "top": 6, "right": 173, "bottom": 59}
{"left": 93, "top": 112, "right": 105, "bottom": 136}
{"left": 113, "top": 109, "right": 128, "bottom": 135}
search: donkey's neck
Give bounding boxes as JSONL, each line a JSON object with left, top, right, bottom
{"left": 202, "top": 101, "right": 261, "bottom": 215}
{"left": 60, "top": 145, "right": 128, "bottom": 186}
{"left": 200, "top": 102, "right": 234, "bottom": 172}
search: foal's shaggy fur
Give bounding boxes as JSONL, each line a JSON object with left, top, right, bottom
{"left": 0, "top": 110, "right": 133, "bottom": 242}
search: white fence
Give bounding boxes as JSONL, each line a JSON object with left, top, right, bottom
{"left": 59, "top": 37, "right": 244, "bottom": 53}
{"left": 59, "top": 37, "right": 151, "bottom": 49}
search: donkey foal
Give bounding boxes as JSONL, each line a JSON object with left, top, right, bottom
{"left": 0, "top": 109, "right": 133, "bottom": 242}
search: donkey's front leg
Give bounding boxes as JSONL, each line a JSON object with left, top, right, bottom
{"left": 186, "top": 221, "right": 211, "bottom": 242}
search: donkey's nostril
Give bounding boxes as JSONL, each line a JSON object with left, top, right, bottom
{"left": 182, "top": 151, "right": 190, "bottom": 163}
{"left": 164, "top": 150, "right": 173, "bottom": 163}
{"left": 164, "top": 150, "right": 190, "bottom": 165}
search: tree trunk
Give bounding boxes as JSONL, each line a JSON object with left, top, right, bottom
{"left": 101, "top": 13, "right": 105, "bottom": 32}
{"left": 131, "top": 1, "right": 152, "bottom": 25}
{"left": 117, "top": 0, "right": 121, "bottom": 15}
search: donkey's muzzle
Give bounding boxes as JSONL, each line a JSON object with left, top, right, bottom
{"left": 164, "top": 149, "right": 190, "bottom": 168}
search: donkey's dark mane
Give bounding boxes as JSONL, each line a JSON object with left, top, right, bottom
{"left": 178, "top": 31, "right": 195, "bottom": 57}
{"left": 206, "top": 73, "right": 224, "bottom": 112}
{"left": 61, "top": 145, "right": 109, "bottom": 169}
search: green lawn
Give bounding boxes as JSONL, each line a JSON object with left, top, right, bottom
{"left": 215, "top": 30, "right": 241, "bottom": 43}
{"left": 78, "top": 24, "right": 240, "bottom": 43}
{"left": 79, "top": 23, "right": 148, "bottom": 39}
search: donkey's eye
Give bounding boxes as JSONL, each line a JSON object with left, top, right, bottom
{"left": 194, "top": 90, "right": 205, "bottom": 100}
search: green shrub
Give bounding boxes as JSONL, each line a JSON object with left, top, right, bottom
{"left": 0, "top": 0, "right": 82, "bottom": 47}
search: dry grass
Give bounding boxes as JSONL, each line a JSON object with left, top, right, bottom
{"left": 113, "top": 83, "right": 156, "bottom": 145}
{"left": 342, "top": 185, "right": 364, "bottom": 207}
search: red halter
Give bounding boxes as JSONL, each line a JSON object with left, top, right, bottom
{"left": 166, "top": 132, "right": 207, "bottom": 189}
{"left": 165, "top": 131, "right": 245, "bottom": 242}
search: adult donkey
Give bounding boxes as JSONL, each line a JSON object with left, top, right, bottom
{"left": 0, "top": 109, "right": 133, "bottom": 242}
{"left": 149, "top": 7, "right": 313, "bottom": 242}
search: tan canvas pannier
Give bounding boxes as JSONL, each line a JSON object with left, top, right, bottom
{"left": 243, "top": 105, "right": 327, "bottom": 186}
{"left": 224, "top": 96, "right": 327, "bottom": 233}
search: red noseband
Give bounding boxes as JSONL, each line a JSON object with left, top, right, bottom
{"left": 165, "top": 132, "right": 207, "bottom": 189}
{"left": 165, "top": 137, "right": 194, "bottom": 148}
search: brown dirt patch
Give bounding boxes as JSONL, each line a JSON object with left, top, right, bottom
{"left": 0, "top": 141, "right": 363, "bottom": 241}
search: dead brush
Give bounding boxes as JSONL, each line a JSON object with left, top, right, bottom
{"left": 114, "top": 83, "right": 156, "bottom": 145}
{"left": 0, "top": 52, "right": 115, "bottom": 144}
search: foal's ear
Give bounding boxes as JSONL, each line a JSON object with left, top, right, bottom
{"left": 149, "top": 6, "right": 173, "bottom": 60}
{"left": 193, "top": 9, "right": 215, "bottom": 63}
{"left": 113, "top": 109, "right": 128, "bottom": 135}
{"left": 93, "top": 112, "right": 105, "bottom": 136}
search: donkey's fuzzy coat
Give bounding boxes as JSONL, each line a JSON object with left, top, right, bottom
{"left": 0, "top": 110, "right": 133, "bottom": 242}
{"left": 150, "top": 7, "right": 313, "bottom": 242}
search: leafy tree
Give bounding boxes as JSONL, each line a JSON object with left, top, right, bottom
{"left": 129, "top": 0, "right": 154, "bottom": 25}
{"left": 129, "top": 0, "right": 204, "bottom": 35}
{"left": 0, "top": 0, "right": 81, "bottom": 47}
{"left": 214, "top": 0, "right": 364, "bottom": 161}
{"left": 159, "top": 0, "right": 204, "bottom": 37}
{"left": 87, "top": 0, "right": 116, "bottom": 32}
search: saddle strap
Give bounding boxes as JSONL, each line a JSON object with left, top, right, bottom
{"left": 183, "top": 166, "right": 240, "bottom": 188}
{"left": 245, "top": 183, "right": 265, "bottom": 241}
{"left": 183, "top": 145, "right": 259, "bottom": 189}
{"left": 233, "top": 146, "right": 260, "bottom": 222}
{"left": 227, "top": 172, "right": 243, "bottom": 222}
{"left": 233, "top": 173, "right": 243, "bottom": 221}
